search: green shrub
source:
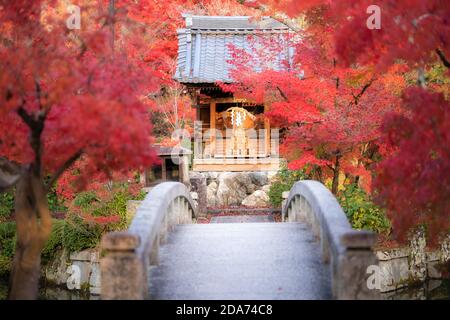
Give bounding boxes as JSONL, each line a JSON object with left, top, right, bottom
{"left": 0, "top": 255, "right": 11, "bottom": 277}
{"left": 47, "top": 188, "right": 68, "bottom": 213}
{"left": 61, "top": 216, "right": 102, "bottom": 253}
{"left": 0, "top": 191, "right": 14, "bottom": 221}
{"left": 42, "top": 217, "right": 103, "bottom": 261}
{"left": 0, "top": 187, "right": 67, "bottom": 223}
{"left": 268, "top": 168, "right": 309, "bottom": 207}
{"left": 74, "top": 191, "right": 99, "bottom": 210}
{"left": 0, "top": 181, "right": 145, "bottom": 275}
{"left": 86, "top": 185, "right": 146, "bottom": 230}
{"left": 1, "top": 217, "right": 102, "bottom": 275}
{"left": 338, "top": 184, "right": 391, "bottom": 234}
{"left": 41, "top": 220, "right": 66, "bottom": 262}
{"left": 0, "top": 222, "right": 16, "bottom": 276}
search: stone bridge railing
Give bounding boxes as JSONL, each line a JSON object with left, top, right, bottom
{"left": 100, "top": 182, "right": 197, "bottom": 299}
{"left": 282, "top": 180, "right": 379, "bottom": 300}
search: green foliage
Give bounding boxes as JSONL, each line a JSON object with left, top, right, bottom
{"left": 47, "top": 188, "right": 68, "bottom": 213}
{"left": 0, "top": 222, "right": 16, "bottom": 276}
{"left": 0, "top": 181, "right": 145, "bottom": 276}
{"left": 0, "top": 217, "right": 103, "bottom": 274}
{"left": 60, "top": 217, "right": 102, "bottom": 254}
{"left": 426, "top": 63, "right": 450, "bottom": 86}
{"left": 0, "top": 222, "right": 16, "bottom": 258}
{"left": 41, "top": 218, "right": 102, "bottom": 262}
{"left": 0, "top": 255, "right": 11, "bottom": 278}
{"left": 92, "top": 190, "right": 131, "bottom": 229}
{"left": 74, "top": 191, "right": 99, "bottom": 210}
{"left": 77, "top": 183, "right": 146, "bottom": 230}
{"left": 338, "top": 184, "right": 391, "bottom": 234}
{"left": 269, "top": 168, "right": 308, "bottom": 207}
{"left": 0, "top": 191, "right": 14, "bottom": 221}
{"left": 40, "top": 220, "right": 66, "bottom": 262}
{"left": 0, "top": 186, "right": 67, "bottom": 223}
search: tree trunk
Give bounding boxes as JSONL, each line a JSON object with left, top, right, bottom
{"left": 331, "top": 154, "right": 341, "bottom": 195}
{"left": 8, "top": 170, "right": 52, "bottom": 300}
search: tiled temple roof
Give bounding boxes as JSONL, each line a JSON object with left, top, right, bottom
{"left": 174, "top": 15, "right": 295, "bottom": 84}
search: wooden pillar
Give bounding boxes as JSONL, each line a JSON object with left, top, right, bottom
{"left": 210, "top": 100, "right": 216, "bottom": 156}
{"left": 161, "top": 158, "right": 167, "bottom": 180}
{"left": 194, "top": 120, "right": 202, "bottom": 161}
{"left": 264, "top": 104, "right": 270, "bottom": 157}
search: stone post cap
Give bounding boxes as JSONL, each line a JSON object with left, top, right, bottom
{"left": 282, "top": 191, "right": 290, "bottom": 199}
{"left": 340, "top": 230, "right": 377, "bottom": 249}
{"left": 101, "top": 232, "right": 140, "bottom": 251}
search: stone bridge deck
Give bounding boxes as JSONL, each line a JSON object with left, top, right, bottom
{"left": 101, "top": 181, "right": 377, "bottom": 300}
{"left": 148, "top": 222, "right": 332, "bottom": 300}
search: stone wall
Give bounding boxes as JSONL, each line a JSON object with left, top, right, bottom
{"left": 43, "top": 248, "right": 101, "bottom": 295}
{"left": 375, "top": 233, "right": 450, "bottom": 293}
{"left": 190, "top": 171, "right": 277, "bottom": 208}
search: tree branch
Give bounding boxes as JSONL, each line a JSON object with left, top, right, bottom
{"left": 17, "top": 107, "right": 35, "bottom": 129}
{"left": 276, "top": 86, "right": 288, "bottom": 101}
{"left": 35, "top": 80, "right": 42, "bottom": 109}
{"left": 436, "top": 48, "right": 450, "bottom": 68}
{"left": 293, "top": 120, "right": 323, "bottom": 127}
{"left": 351, "top": 78, "right": 375, "bottom": 106}
{"left": 45, "top": 149, "right": 83, "bottom": 191}
{"left": 17, "top": 106, "right": 45, "bottom": 175}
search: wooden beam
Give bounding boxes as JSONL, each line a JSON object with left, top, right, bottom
{"left": 194, "top": 92, "right": 201, "bottom": 121}
{"left": 264, "top": 104, "right": 270, "bottom": 157}
{"left": 192, "top": 159, "right": 280, "bottom": 172}
{"left": 210, "top": 101, "right": 216, "bottom": 155}
{"left": 212, "top": 97, "right": 256, "bottom": 104}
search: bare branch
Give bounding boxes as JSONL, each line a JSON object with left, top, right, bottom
{"left": 46, "top": 149, "right": 83, "bottom": 191}
{"left": 436, "top": 48, "right": 450, "bottom": 68}
{"left": 35, "top": 79, "right": 42, "bottom": 109}
{"left": 17, "top": 106, "right": 35, "bottom": 129}
{"left": 276, "top": 86, "right": 288, "bottom": 101}
{"left": 351, "top": 78, "right": 375, "bottom": 106}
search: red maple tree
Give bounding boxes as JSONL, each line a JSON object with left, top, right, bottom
{"left": 0, "top": 1, "right": 159, "bottom": 298}
{"left": 221, "top": 12, "right": 406, "bottom": 194}
{"left": 249, "top": 0, "right": 450, "bottom": 243}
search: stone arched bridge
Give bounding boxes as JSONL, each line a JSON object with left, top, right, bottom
{"left": 100, "top": 180, "right": 379, "bottom": 300}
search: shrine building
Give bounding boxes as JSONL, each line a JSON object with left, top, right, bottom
{"left": 174, "top": 15, "right": 295, "bottom": 172}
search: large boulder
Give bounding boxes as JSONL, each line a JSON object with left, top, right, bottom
{"left": 242, "top": 190, "right": 270, "bottom": 207}
{"left": 248, "top": 172, "right": 269, "bottom": 187}
{"left": 216, "top": 172, "right": 255, "bottom": 206}
{"left": 261, "top": 184, "right": 271, "bottom": 194}
{"left": 208, "top": 181, "right": 218, "bottom": 193}
{"left": 206, "top": 181, "right": 218, "bottom": 207}
{"left": 205, "top": 172, "right": 219, "bottom": 183}
{"left": 189, "top": 173, "right": 207, "bottom": 215}
{"left": 190, "top": 192, "right": 199, "bottom": 208}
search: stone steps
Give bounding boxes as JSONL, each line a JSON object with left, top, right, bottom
{"left": 148, "top": 222, "right": 332, "bottom": 300}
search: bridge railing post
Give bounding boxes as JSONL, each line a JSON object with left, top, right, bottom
{"left": 281, "top": 191, "right": 289, "bottom": 221}
{"left": 100, "top": 232, "right": 147, "bottom": 300}
{"left": 334, "top": 231, "right": 379, "bottom": 299}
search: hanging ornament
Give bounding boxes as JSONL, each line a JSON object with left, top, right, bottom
{"left": 235, "top": 111, "right": 243, "bottom": 127}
